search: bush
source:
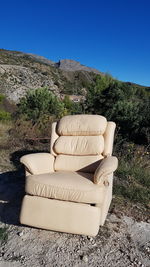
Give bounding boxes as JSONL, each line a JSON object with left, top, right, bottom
{"left": 85, "top": 75, "right": 150, "bottom": 144}
{"left": 0, "top": 110, "right": 11, "bottom": 121}
{"left": 17, "top": 87, "right": 64, "bottom": 123}
{"left": 15, "top": 88, "right": 84, "bottom": 139}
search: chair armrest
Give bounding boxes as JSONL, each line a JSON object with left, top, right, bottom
{"left": 94, "top": 156, "right": 118, "bottom": 186}
{"left": 20, "top": 153, "right": 55, "bottom": 175}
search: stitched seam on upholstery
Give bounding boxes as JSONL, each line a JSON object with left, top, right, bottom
{"left": 97, "top": 169, "right": 115, "bottom": 176}
{"left": 55, "top": 152, "right": 101, "bottom": 156}
{"left": 60, "top": 131, "right": 104, "bottom": 135}
{"left": 95, "top": 170, "right": 113, "bottom": 179}
{"left": 27, "top": 180, "right": 100, "bottom": 193}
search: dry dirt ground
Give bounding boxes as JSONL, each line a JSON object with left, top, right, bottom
{"left": 0, "top": 170, "right": 150, "bottom": 267}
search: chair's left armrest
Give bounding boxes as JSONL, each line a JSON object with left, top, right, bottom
{"left": 20, "top": 153, "right": 55, "bottom": 175}
{"left": 94, "top": 156, "right": 118, "bottom": 186}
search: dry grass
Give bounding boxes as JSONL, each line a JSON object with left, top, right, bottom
{"left": 0, "top": 121, "right": 15, "bottom": 171}
{"left": 114, "top": 142, "right": 150, "bottom": 206}
{"left": 0, "top": 121, "right": 12, "bottom": 136}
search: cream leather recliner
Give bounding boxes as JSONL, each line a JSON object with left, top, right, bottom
{"left": 20, "top": 115, "right": 118, "bottom": 236}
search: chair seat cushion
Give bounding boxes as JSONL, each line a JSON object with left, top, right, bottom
{"left": 25, "top": 171, "right": 104, "bottom": 204}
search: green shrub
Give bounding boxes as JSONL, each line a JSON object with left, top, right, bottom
{"left": 0, "top": 110, "right": 11, "bottom": 121}
{"left": 85, "top": 75, "right": 150, "bottom": 144}
{"left": 17, "top": 87, "right": 64, "bottom": 123}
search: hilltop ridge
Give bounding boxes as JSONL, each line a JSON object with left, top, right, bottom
{"left": 0, "top": 49, "right": 149, "bottom": 103}
{"left": 0, "top": 49, "right": 101, "bottom": 102}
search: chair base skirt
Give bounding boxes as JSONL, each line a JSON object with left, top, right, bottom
{"left": 20, "top": 195, "right": 101, "bottom": 236}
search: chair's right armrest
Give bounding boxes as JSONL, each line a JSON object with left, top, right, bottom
{"left": 94, "top": 156, "right": 118, "bottom": 186}
{"left": 20, "top": 153, "right": 55, "bottom": 175}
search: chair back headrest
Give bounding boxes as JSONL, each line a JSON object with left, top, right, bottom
{"left": 57, "top": 115, "right": 107, "bottom": 136}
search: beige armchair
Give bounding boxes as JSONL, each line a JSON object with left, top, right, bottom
{"left": 20, "top": 115, "right": 118, "bottom": 236}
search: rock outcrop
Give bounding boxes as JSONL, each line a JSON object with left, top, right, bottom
{"left": 56, "top": 59, "right": 102, "bottom": 74}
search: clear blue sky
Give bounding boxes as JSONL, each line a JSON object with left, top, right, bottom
{"left": 0, "top": 0, "right": 150, "bottom": 86}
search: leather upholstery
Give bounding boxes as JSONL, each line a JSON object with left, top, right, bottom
{"left": 20, "top": 195, "right": 101, "bottom": 236}
{"left": 54, "top": 135, "right": 104, "bottom": 155}
{"left": 94, "top": 156, "right": 118, "bottom": 185}
{"left": 103, "top": 122, "right": 116, "bottom": 156}
{"left": 57, "top": 114, "right": 107, "bottom": 136}
{"left": 25, "top": 171, "right": 104, "bottom": 204}
{"left": 54, "top": 155, "right": 104, "bottom": 172}
{"left": 20, "top": 153, "right": 54, "bottom": 175}
{"left": 20, "top": 114, "right": 118, "bottom": 236}
{"left": 50, "top": 122, "right": 58, "bottom": 156}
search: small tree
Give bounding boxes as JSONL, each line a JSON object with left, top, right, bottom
{"left": 18, "top": 87, "right": 64, "bottom": 123}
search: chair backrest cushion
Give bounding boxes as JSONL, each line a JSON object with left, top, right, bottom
{"left": 51, "top": 115, "right": 115, "bottom": 172}
{"left": 57, "top": 115, "right": 107, "bottom": 136}
{"left": 54, "top": 136, "right": 104, "bottom": 155}
{"left": 55, "top": 155, "right": 104, "bottom": 173}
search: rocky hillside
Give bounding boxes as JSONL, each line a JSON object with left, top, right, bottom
{"left": 0, "top": 49, "right": 101, "bottom": 102}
